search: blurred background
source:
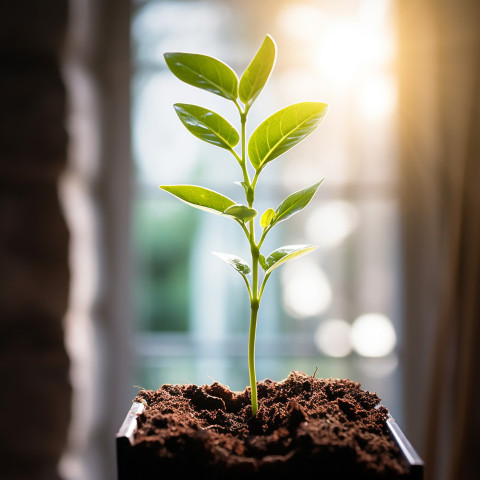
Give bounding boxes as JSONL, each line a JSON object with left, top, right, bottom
{"left": 1, "top": 0, "right": 479, "bottom": 479}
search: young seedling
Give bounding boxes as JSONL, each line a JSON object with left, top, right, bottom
{"left": 161, "top": 35, "right": 328, "bottom": 415}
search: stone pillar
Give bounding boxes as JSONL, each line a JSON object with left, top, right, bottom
{"left": 0, "top": 1, "right": 71, "bottom": 479}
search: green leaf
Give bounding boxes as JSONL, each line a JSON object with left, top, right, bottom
{"left": 265, "top": 245, "right": 317, "bottom": 275}
{"left": 273, "top": 179, "right": 324, "bottom": 226}
{"left": 164, "top": 52, "right": 238, "bottom": 101}
{"left": 259, "top": 254, "right": 267, "bottom": 271}
{"left": 213, "top": 252, "right": 251, "bottom": 275}
{"left": 260, "top": 208, "right": 276, "bottom": 229}
{"left": 239, "top": 35, "right": 276, "bottom": 106}
{"left": 224, "top": 204, "right": 257, "bottom": 223}
{"left": 174, "top": 104, "right": 239, "bottom": 150}
{"left": 160, "top": 185, "right": 235, "bottom": 216}
{"left": 248, "top": 102, "right": 328, "bottom": 170}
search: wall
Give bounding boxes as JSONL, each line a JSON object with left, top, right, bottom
{"left": 0, "top": 1, "right": 71, "bottom": 479}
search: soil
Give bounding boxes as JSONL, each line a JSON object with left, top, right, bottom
{"left": 127, "top": 371, "right": 410, "bottom": 479}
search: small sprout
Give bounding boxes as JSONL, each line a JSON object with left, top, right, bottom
{"left": 260, "top": 208, "right": 275, "bottom": 229}
{"left": 161, "top": 35, "right": 328, "bottom": 416}
{"left": 223, "top": 204, "right": 258, "bottom": 223}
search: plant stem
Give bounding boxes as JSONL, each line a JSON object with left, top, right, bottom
{"left": 238, "top": 102, "right": 260, "bottom": 416}
{"left": 258, "top": 273, "right": 270, "bottom": 300}
{"left": 248, "top": 296, "right": 259, "bottom": 415}
{"left": 249, "top": 220, "right": 260, "bottom": 415}
{"left": 237, "top": 105, "right": 251, "bottom": 188}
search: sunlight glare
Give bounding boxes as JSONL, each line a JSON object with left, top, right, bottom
{"left": 351, "top": 313, "right": 397, "bottom": 357}
{"left": 315, "top": 20, "right": 392, "bottom": 83}
{"left": 357, "top": 74, "right": 397, "bottom": 120}
{"left": 309, "top": 2, "right": 394, "bottom": 85}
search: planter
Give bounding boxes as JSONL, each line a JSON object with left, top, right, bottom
{"left": 116, "top": 372, "right": 423, "bottom": 479}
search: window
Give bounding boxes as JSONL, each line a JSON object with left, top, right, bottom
{"left": 131, "top": 0, "right": 402, "bottom": 418}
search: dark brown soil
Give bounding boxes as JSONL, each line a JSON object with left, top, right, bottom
{"left": 127, "top": 371, "right": 409, "bottom": 479}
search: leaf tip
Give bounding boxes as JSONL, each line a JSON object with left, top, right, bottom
{"left": 265, "top": 34, "right": 277, "bottom": 51}
{"left": 163, "top": 52, "right": 174, "bottom": 63}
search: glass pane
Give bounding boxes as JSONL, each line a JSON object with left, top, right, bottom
{"left": 133, "top": 194, "right": 197, "bottom": 331}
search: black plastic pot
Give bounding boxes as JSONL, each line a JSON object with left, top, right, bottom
{"left": 116, "top": 401, "right": 424, "bottom": 479}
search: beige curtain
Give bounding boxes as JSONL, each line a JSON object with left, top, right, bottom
{"left": 396, "top": 1, "right": 480, "bottom": 479}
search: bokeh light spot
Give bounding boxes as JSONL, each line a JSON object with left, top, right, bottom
{"left": 306, "top": 200, "right": 359, "bottom": 248}
{"left": 351, "top": 313, "right": 397, "bottom": 357}
{"left": 314, "top": 319, "right": 352, "bottom": 357}
{"left": 281, "top": 263, "right": 332, "bottom": 319}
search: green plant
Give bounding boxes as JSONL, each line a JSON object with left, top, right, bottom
{"left": 161, "top": 35, "right": 328, "bottom": 415}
